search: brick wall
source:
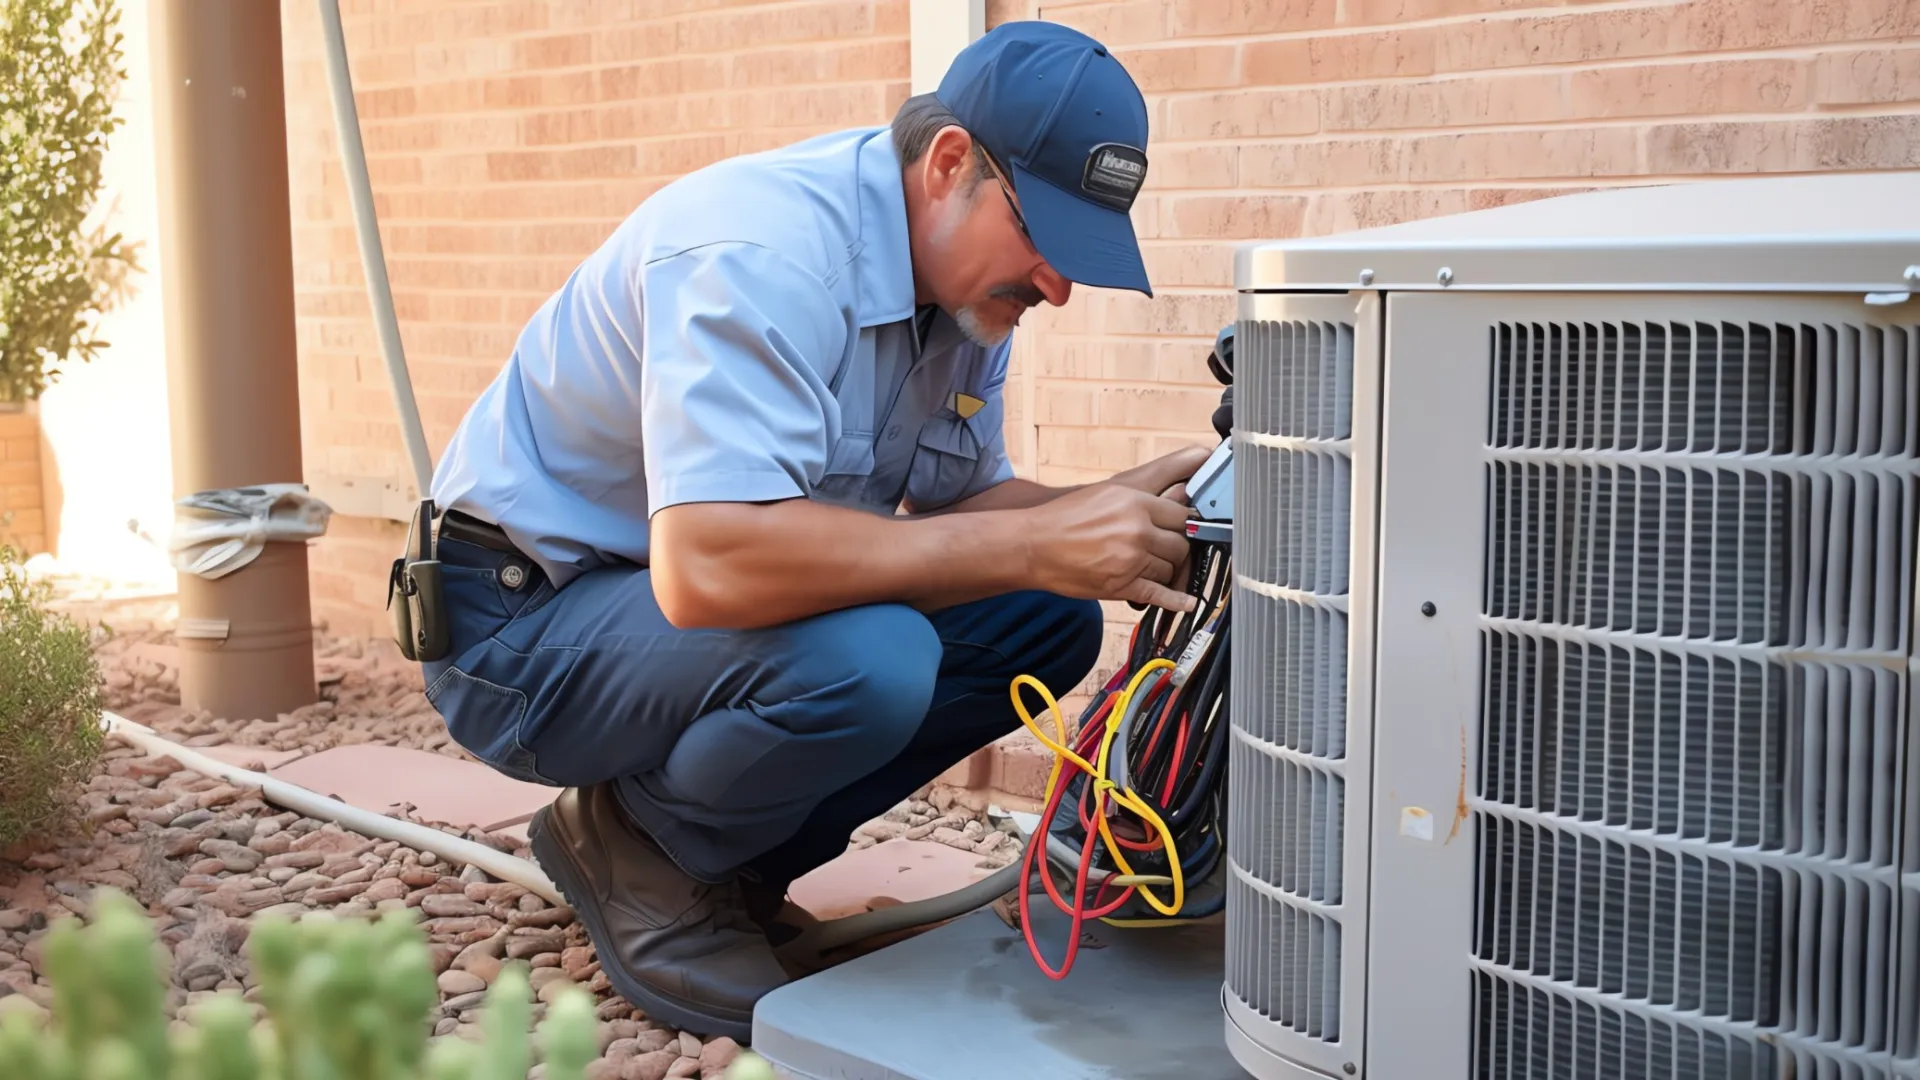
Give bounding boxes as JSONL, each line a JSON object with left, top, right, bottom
{"left": 283, "top": 0, "right": 1918, "bottom": 666}
{"left": 277, "top": 0, "right": 911, "bottom": 635}
{"left": 0, "top": 411, "right": 46, "bottom": 558}
{"left": 983, "top": 0, "right": 1920, "bottom": 700}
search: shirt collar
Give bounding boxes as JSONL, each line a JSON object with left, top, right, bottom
{"left": 854, "top": 129, "right": 917, "bottom": 329}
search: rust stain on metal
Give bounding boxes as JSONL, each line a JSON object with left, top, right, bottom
{"left": 1446, "top": 723, "right": 1469, "bottom": 845}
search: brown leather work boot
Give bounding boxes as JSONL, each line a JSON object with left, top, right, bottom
{"left": 527, "top": 784, "right": 788, "bottom": 1042}
{"left": 739, "top": 877, "right": 821, "bottom": 948}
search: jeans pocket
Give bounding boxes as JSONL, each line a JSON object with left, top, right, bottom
{"left": 426, "top": 666, "right": 554, "bottom": 786}
{"left": 439, "top": 564, "right": 511, "bottom": 662}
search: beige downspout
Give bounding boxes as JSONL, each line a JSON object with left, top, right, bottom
{"left": 149, "top": 1, "right": 317, "bottom": 721}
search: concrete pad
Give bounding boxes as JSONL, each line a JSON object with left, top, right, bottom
{"left": 267, "top": 743, "right": 554, "bottom": 831}
{"left": 787, "top": 839, "right": 988, "bottom": 921}
{"left": 753, "top": 907, "right": 1248, "bottom": 1080}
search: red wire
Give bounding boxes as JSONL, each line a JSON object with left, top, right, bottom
{"left": 1140, "top": 681, "right": 1183, "bottom": 764}
{"left": 1048, "top": 702, "right": 1138, "bottom": 914}
{"left": 1021, "top": 744, "right": 1136, "bottom": 978}
{"left": 1018, "top": 655, "right": 1192, "bottom": 978}
{"left": 1078, "top": 673, "right": 1171, "bottom": 852}
{"left": 1162, "top": 710, "right": 1191, "bottom": 805}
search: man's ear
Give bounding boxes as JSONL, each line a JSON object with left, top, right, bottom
{"left": 919, "top": 125, "right": 976, "bottom": 203}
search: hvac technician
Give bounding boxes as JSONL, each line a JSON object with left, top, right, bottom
{"left": 413, "top": 21, "right": 1204, "bottom": 1041}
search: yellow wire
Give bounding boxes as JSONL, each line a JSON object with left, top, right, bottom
{"left": 1011, "top": 659, "right": 1186, "bottom": 918}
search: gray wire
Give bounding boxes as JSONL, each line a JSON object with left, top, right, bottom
{"left": 1107, "top": 669, "right": 1155, "bottom": 795}
{"left": 776, "top": 859, "right": 1026, "bottom": 961}
{"left": 317, "top": 0, "right": 435, "bottom": 498}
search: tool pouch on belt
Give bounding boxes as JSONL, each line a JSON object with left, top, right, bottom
{"left": 388, "top": 498, "right": 451, "bottom": 663}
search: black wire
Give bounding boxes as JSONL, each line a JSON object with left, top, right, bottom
{"left": 1165, "top": 626, "right": 1231, "bottom": 826}
{"left": 1126, "top": 543, "right": 1232, "bottom": 798}
{"left": 1049, "top": 536, "right": 1235, "bottom": 922}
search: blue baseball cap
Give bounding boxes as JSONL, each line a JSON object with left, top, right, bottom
{"left": 935, "top": 22, "right": 1152, "bottom": 296}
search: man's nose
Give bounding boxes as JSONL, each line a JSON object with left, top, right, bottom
{"left": 1033, "top": 263, "right": 1072, "bottom": 307}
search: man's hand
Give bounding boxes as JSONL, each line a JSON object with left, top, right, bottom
{"left": 1025, "top": 485, "right": 1197, "bottom": 612}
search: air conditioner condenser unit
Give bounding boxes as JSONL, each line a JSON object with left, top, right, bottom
{"left": 1224, "top": 171, "right": 1920, "bottom": 1080}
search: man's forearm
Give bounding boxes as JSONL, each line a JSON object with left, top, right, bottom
{"left": 910, "top": 477, "right": 1078, "bottom": 516}
{"left": 922, "top": 447, "right": 1216, "bottom": 518}
{"left": 912, "top": 446, "right": 1212, "bottom": 518}
{"left": 651, "top": 497, "right": 1034, "bottom": 629}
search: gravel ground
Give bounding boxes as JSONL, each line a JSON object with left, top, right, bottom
{"left": 2, "top": 591, "right": 1019, "bottom": 1078}
{"left": 96, "top": 626, "right": 470, "bottom": 761}
{"left": 88, "top": 621, "right": 1022, "bottom": 869}
{"left": 0, "top": 738, "right": 739, "bottom": 1079}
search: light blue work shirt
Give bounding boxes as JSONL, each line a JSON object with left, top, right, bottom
{"left": 430, "top": 126, "right": 1015, "bottom": 590}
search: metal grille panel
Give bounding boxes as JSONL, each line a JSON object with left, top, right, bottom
{"left": 1229, "top": 873, "right": 1344, "bottom": 1041}
{"left": 1235, "top": 588, "right": 1348, "bottom": 758}
{"left": 1900, "top": 686, "right": 1920, "bottom": 1080}
{"left": 1475, "top": 320, "right": 1920, "bottom": 1080}
{"left": 1229, "top": 316, "right": 1357, "bottom": 1050}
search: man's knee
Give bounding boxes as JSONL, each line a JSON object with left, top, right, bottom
{"left": 776, "top": 602, "right": 942, "bottom": 755}
{"left": 1053, "top": 595, "right": 1106, "bottom": 671}
{"left": 1016, "top": 593, "right": 1106, "bottom": 690}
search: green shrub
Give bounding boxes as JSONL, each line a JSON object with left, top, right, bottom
{"left": 0, "top": 541, "right": 105, "bottom": 848}
{"left": 0, "top": 889, "right": 596, "bottom": 1080}
{"left": 0, "top": 890, "right": 780, "bottom": 1079}
{"left": 0, "top": 0, "right": 139, "bottom": 403}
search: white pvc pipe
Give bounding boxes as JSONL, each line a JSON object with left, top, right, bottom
{"left": 99, "top": 712, "right": 1012, "bottom": 954}
{"left": 315, "top": 0, "right": 435, "bottom": 499}
{"left": 101, "top": 711, "right": 563, "bottom": 906}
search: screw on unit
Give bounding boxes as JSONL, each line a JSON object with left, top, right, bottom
{"left": 1421, "top": 601, "right": 1437, "bottom": 617}
{"left": 1906, "top": 265, "right": 1920, "bottom": 287}
{"left": 1344, "top": 1064, "right": 1358, "bottom": 1076}
{"left": 1358, "top": 268, "right": 1375, "bottom": 286}
{"left": 1436, "top": 267, "right": 1454, "bottom": 286}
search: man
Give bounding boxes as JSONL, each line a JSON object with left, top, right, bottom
{"left": 420, "top": 21, "right": 1206, "bottom": 1041}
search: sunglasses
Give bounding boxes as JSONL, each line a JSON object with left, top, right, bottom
{"left": 978, "top": 148, "right": 1032, "bottom": 244}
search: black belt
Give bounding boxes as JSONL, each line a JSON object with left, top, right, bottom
{"left": 437, "top": 509, "right": 521, "bottom": 555}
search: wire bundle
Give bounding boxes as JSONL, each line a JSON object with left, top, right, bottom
{"left": 1010, "top": 535, "right": 1234, "bottom": 979}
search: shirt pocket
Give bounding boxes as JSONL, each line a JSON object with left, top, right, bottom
{"left": 815, "top": 430, "right": 878, "bottom": 505}
{"left": 908, "top": 408, "right": 987, "bottom": 511}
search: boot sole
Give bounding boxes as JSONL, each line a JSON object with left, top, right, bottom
{"left": 527, "top": 806, "right": 757, "bottom": 1045}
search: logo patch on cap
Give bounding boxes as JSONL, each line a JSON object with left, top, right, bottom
{"left": 1081, "top": 142, "right": 1148, "bottom": 212}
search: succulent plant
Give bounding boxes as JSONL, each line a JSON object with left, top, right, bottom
{"left": 0, "top": 888, "right": 771, "bottom": 1079}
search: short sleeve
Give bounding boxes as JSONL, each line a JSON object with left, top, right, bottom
{"left": 639, "top": 243, "right": 850, "bottom": 514}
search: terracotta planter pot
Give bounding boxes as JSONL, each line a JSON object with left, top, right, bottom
{"left": 0, "top": 403, "right": 49, "bottom": 557}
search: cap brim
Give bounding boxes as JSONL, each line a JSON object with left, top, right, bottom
{"left": 1010, "top": 163, "right": 1152, "bottom": 297}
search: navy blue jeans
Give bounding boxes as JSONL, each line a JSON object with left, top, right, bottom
{"left": 421, "top": 536, "right": 1103, "bottom": 888}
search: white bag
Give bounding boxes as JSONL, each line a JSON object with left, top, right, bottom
{"left": 168, "top": 483, "right": 333, "bottom": 580}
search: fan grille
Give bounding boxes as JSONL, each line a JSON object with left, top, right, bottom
{"left": 1228, "top": 317, "right": 1358, "bottom": 1047}
{"left": 1475, "top": 321, "right": 1920, "bottom": 1080}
